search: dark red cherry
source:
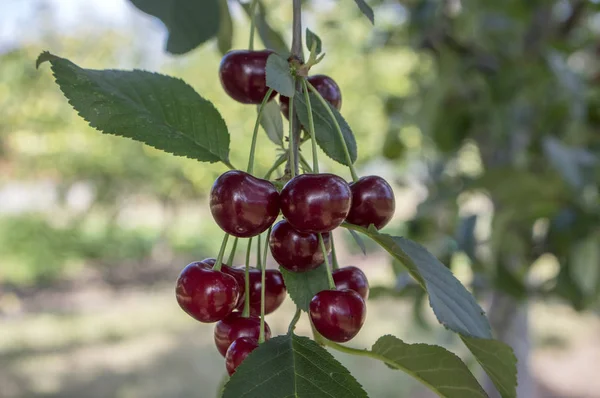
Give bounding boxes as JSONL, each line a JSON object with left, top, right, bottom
{"left": 333, "top": 266, "right": 369, "bottom": 300}
{"left": 309, "top": 289, "right": 366, "bottom": 342}
{"left": 280, "top": 74, "right": 342, "bottom": 118}
{"left": 280, "top": 173, "right": 352, "bottom": 233}
{"left": 232, "top": 266, "right": 286, "bottom": 315}
{"left": 175, "top": 262, "right": 240, "bottom": 323}
{"left": 219, "top": 50, "right": 277, "bottom": 104}
{"left": 214, "top": 312, "right": 271, "bottom": 357}
{"left": 225, "top": 337, "right": 259, "bottom": 375}
{"left": 210, "top": 170, "right": 280, "bottom": 238}
{"left": 346, "top": 176, "right": 395, "bottom": 230}
{"left": 269, "top": 220, "right": 331, "bottom": 272}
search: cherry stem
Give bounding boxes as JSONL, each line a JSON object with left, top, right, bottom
{"left": 248, "top": 0, "right": 258, "bottom": 50}
{"left": 242, "top": 237, "right": 253, "bottom": 318}
{"left": 288, "top": 80, "right": 297, "bottom": 178}
{"left": 226, "top": 237, "right": 238, "bottom": 268}
{"left": 287, "top": 307, "right": 302, "bottom": 334}
{"left": 299, "top": 153, "right": 313, "bottom": 173}
{"left": 318, "top": 233, "right": 336, "bottom": 289}
{"left": 264, "top": 153, "right": 287, "bottom": 179}
{"left": 330, "top": 235, "right": 340, "bottom": 270}
{"left": 301, "top": 79, "right": 319, "bottom": 173}
{"left": 247, "top": 88, "right": 275, "bottom": 175}
{"left": 256, "top": 233, "right": 262, "bottom": 270}
{"left": 259, "top": 227, "right": 271, "bottom": 343}
{"left": 222, "top": 159, "right": 236, "bottom": 170}
{"left": 213, "top": 233, "right": 230, "bottom": 272}
{"left": 307, "top": 81, "right": 359, "bottom": 182}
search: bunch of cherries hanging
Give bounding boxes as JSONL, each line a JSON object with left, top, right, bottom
{"left": 175, "top": 49, "right": 396, "bottom": 376}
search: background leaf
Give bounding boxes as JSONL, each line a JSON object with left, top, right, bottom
{"left": 223, "top": 334, "right": 367, "bottom": 398}
{"left": 295, "top": 92, "right": 358, "bottom": 166}
{"left": 129, "top": 0, "right": 220, "bottom": 55}
{"left": 342, "top": 223, "right": 491, "bottom": 339}
{"left": 241, "top": 0, "right": 288, "bottom": 54}
{"left": 259, "top": 100, "right": 284, "bottom": 147}
{"left": 348, "top": 229, "right": 367, "bottom": 255}
{"left": 353, "top": 0, "right": 375, "bottom": 24}
{"left": 371, "top": 335, "right": 487, "bottom": 398}
{"left": 37, "top": 52, "right": 230, "bottom": 164}
{"left": 461, "top": 336, "right": 518, "bottom": 398}
{"left": 266, "top": 54, "right": 295, "bottom": 98}
{"left": 306, "top": 28, "right": 323, "bottom": 55}
{"left": 280, "top": 264, "right": 330, "bottom": 311}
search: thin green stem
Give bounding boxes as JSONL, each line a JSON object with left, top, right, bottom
{"left": 264, "top": 153, "right": 287, "bottom": 179}
{"left": 307, "top": 81, "right": 358, "bottom": 182}
{"left": 259, "top": 227, "right": 271, "bottom": 343}
{"left": 301, "top": 79, "right": 319, "bottom": 173}
{"left": 212, "top": 233, "right": 230, "bottom": 271}
{"left": 330, "top": 234, "right": 340, "bottom": 270}
{"left": 287, "top": 307, "right": 302, "bottom": 334}
{"left": 226, "top": 237, "right": 239, "bottom": 267}
{"left": 247, "top": 88, "right": 275, "bottom": 174}
{"left": 243, "top": 237, "right": 253, "bottom": 318}
{"left": 288, "top": 80, "right": 297, "bottom": 178}
{"left": 222, "top": 159, "right": 236, "bottom": 170}
{"left": 248, "top": 0, "right": 258, "bottom": 50}
{"left": 319, "top": 233, "right": 336, "bottom": 289}
{"left": 256, "top": 233, "right": 262, "bottom": 270}
{"left": 299, "top": 153, "right": 313, "bottom": 173}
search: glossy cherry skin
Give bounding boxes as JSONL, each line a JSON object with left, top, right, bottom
{"left": 214, "top": 312, "right": 271, "bottom": 357}
{"left": 309, "top": 289, "right": 366, "bottom": 342}
{"left": 333, "top": 266, "right": 369, "bottom": 300}
{"left": 210, "top": 170, "right": 280, "bottom": 238}
{"left": 280, "top": 74, "right": 342, "bottom": 118}
{"left": 175, "top": 262, "right": 240, "bottom": 323}
{"left": 280, "top": 173, "right": 352, "bottom": 233}
{"left": 232, "top": 266, "right": 286, "bottom": 315}
{"left": 345, "top": 176, "right": 395, "bottom": 230}
{"left": 219, "top": 50, "right": 277, "bottom": 104}
{"left": 225, "top": 337, "right": 259, "bottom": 375}
{"left": 269, "top": 220, "right": 331, "bottom": 272}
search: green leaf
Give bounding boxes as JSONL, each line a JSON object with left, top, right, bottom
{"left": 342, "top": 223, "right": 491, "bottom": 339}
{"left": 371, "top": 335, "right": 487, "bottom": 398}
{"left": 129, "top": 0, "right": 219, "bottom": 54}
{"left": 241, "top": 1, "right": 288, "bottom": 54}
{"left": 353, "top": 0, "right": 375, "bottom": 24}
{"left": 259, "top": 100, "right": 284, "bottom": 147}
{"left": 223, "top": 334, "right": 367, "bottom": 398}
{"left": 295, "top": 93, "right": 358, "bottom": 166}
{"left": 305, "top": 28, "right": 322, "bottom": 55}
{"left": 461, "top": 336, "right": 518, "bottom": 398}
{"left": 37, "top": 52, "right": 230, "bottom": 164}
{"left": 348, "top": 229, "right": 367, "bottom": 255}
{"left": 280, "top": 264, "right": 330, "bottom": 311}
{"left": 217, "top": 0, "right": 233, "bottom": 55}
{"left": 266, "top": 54, "right": 295, "bottom": 98}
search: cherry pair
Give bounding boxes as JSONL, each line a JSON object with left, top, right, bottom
{"left": 218, "top": 50, "right": 342, "bottom": 115}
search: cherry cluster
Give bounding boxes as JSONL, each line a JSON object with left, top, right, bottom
{"left": 175, "top": 49, "right": 396, "bottom": 376}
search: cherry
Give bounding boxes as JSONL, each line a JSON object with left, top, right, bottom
{"left": 210, "top": 170, "right": 280, "bottom": 238}
{"left": 214, "top": 312, "right": 271, "bottom": 357}
{"left": 280, "top": 173, "right": 352, "bottom": 233}
{"left": 219, "top": 50, "right": 277, "bottom": 104}
{"left": 333, "top": 266, "right": 370, "bottom": 300}
{"left": 345, "top": 176, "right": 395, "bottom": 230}
{"left": 280, "top": 74, "right": 342, "bottom": 118}
{"left": 269, "top": 220, "right": 331, "bottom": 272}
{"left": 309, "top": 289, "right": 366, "bottom": 342}
{"left": 225, "top": 337, "right": 259, "bottom": 375}
{"left": 175, "top": 261, "right": 240, "bottom": 323}
{"left": 232, "top": 266, "right": 286, "bottom": 315}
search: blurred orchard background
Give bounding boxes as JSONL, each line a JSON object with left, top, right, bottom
{"left": 1, "top": 0, "right": 599, "bottom": 397}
